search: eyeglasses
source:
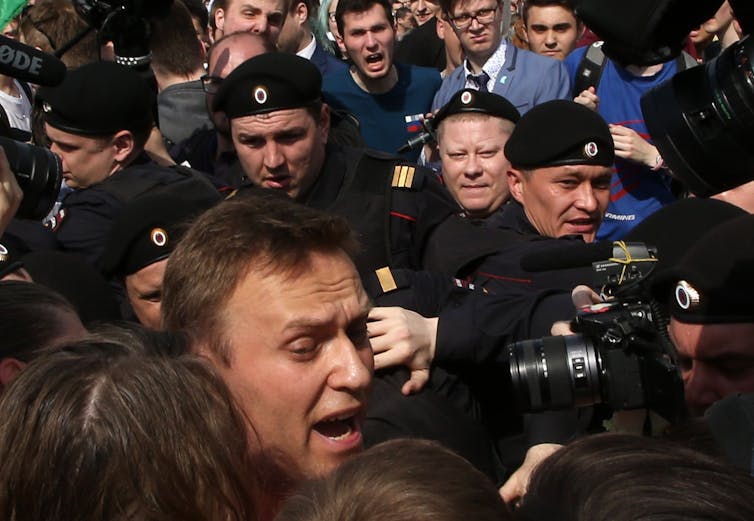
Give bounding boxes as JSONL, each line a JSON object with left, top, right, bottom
{"left": 201, "top": 74, "right": 223, "bottom": 95}
{"left": 448, "top": 5, "right": 498, "bottom": 29}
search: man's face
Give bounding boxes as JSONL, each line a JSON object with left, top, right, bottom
{"left": 339, "top": 4, "right": 395, "bottom": 81}
{"left": 409, "top": 0, "right": 439, "bottom": 25}
{"left": 206, "top": 34, "right": 271, "bottom": 136}
{"left": 439, "top": 115, "right": 513, "bottom": 218}
{"left": 46, "top": 125, "right": 118, "bottom": 189}
{"left": 277, "top": 2, "right": 306, "bottom": 54}
{"left": 448, "top": 0, "right": 503, "bottom": 64}
{"left": 524, "top": 5, "right": 581, "bottom": 61}
{"left": 125, "top": 258, "right": 167, "bottom": 330}
{"left": 669, "top": 318, "right": 754, "bottom": 415}
{"left": 215, "top": 0, "right": 287, "bottom": 44}
{"left": 232, "top": 106, "right": 330, "bottom": 200}
{"left": 507, "top": 164, "right": 611, "bottom": 242}
{"left": 210, "top": 250, "right": 373, "bottom": 478}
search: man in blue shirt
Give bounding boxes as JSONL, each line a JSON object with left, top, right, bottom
{"left": 323, "top": 0, "right": 442, "bottom": 161}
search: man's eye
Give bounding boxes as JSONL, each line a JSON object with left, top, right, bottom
{"left": 477, "top": 8, "right": 493, "bottom": 16}
{"left": 290, "top": 341, "right": 318, "bottom": 358}
{"left": 268, "top": 14, "right": 285, "bottom": 26}
{"left": 453, "top": 14, "right": 471, "bottom": 23}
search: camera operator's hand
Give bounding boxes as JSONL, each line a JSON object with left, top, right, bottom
{"left": 368, "top": 307, "right": 438, "bottom": 396}
{"left": 609, "top": 124, "right": 661, "bottom": 168}
{"left": 551, "top": 285, "right": 602, "bottom": 335}
{"left": 499, "top": 443, "right": 562, "bottom": 506}
{"left": 0, "top": 146, "right": 22, "bottom": 235}
{"left": 573, "top": 86, "right": 600, "bottom": 112}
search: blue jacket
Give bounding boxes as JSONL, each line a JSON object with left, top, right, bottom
{"left": 311, "top": 40, "right": 348, "bottom": 77}
{"left": 432, "top": 42, "right": 572, "bottom": 114}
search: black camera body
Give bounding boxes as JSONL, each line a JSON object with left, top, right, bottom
{"left": 508, "top": 246, "right": 686, "bottom": 424}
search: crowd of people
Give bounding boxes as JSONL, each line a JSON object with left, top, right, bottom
{"left": 0, "top": 0, "right": 752, "bottom": 519}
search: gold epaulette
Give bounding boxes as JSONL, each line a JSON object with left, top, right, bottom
{"left": 391, "top": 164, "right": 416, "bottom": 189}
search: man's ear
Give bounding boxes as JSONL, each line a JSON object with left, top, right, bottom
{"left": 215, "top": 8, "right": 226, "bottom": 32}
{"left": 521, "top": 24, "right": 529, "bottom": 43}
{"left": 436, "top": 16, "right": 445, "bottom": 39}
{"left": 577, "top": 21, "right": 586, "bottom": 40}
{"left": 507, "top": 168, "right": 526, "bottom": 203}
{"left": 295, "top": 1, "right": 308, "bottom": 24}
{"left": 0, "top": 357, "right": 25, "bottom": 389}
{"left": 112, "top": 130, "right": 136, "bottom": 163}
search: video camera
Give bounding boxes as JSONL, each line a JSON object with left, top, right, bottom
{"left": 508, "top": 242, "right": 686, "bottom": 424}
{"left": 73, "top": 0, "right": 173, "bottom": 68}
{"left": 574, "top": 0, "right": 754, "bottom": 197}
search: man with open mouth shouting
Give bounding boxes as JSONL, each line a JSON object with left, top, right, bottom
{"left": 322, "top": 0, "right": 442, "bottom": 162}
{"left": 162, "top": 193, "right": 374, "bottom": 519}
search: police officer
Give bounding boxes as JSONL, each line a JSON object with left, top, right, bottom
{"left": 101, "top": 190, "right": 220, "bottom": 328}
{"left": 433, "top": 88, "right": 520, "bottom": 222}
{"left": 469, "top": 99, "right": 615, "bottom": 296}
{"left": 212, "top": 52, "right": 494, "bottom": 280}
{"left": 37, "top": 61, "right": 218, "bottom": 270}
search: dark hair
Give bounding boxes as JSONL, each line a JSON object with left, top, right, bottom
{"left": 522, "top": 0, "right": 578, "bottom": 25}
{"left": 276, "top": 439, "right": 511, "bottom": 521}
{"left": 150, "top": 0, "right": 205, "bottom": 77}
{"left": 19, "top": 0, "right": 99, "bottom": 69}
{"left": 0, "top": 280, "right": 82, "bottom": 363}
{"left": 336, "top": 0, "right": 394, "bottom": 35}
{"left": 179, "top": 0, "right": 210, "bottom": 31}
{"left": 515, "top": 433, "right": 754, "bottom": 521}
{"left": 162, "top": 191, "right": 357, "bottom": 363}
{"left": 0, "top": 332, "right": 258, "bottom": 521}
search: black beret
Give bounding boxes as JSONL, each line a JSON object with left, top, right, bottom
{"left": 213, "top": 52, "right": 322, "bottom": 118}
{"left": 433, "top": 89, "right": 520, "bottom": 128}
{"left": 625, "top": 198, "right": 746, "bottom": 274}
{"left": 0, "top": 234, "right": 29, "bottom": 279}
{"left": 505, "top": 100, "right": 614, "bottom": 169}
{"left": 101, "top": 191, "right": 220, "bottom": 278}
{"left": 652, "top": 214, "right": 754, "bottom": 324}
{"left": 37, "top": 61, "right": 153, "bottom": 136}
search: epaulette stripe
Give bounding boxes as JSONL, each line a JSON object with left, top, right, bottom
{"left": 391, "top": 166, "right": 402, "bottom": 187}
{"left": 375, "top": 267, "right": 398, "bottom": 293}
{"left": 398, "top": 165, "right": 409, "bottom": 187}
{"left": 404, "top": 167, "right": 415, "bottom": 188}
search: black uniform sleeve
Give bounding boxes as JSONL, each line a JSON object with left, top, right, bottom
{"left": 434, "top": 289, "right": 576, "bottom": 367}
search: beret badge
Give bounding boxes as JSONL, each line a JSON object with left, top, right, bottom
{"left": 253, "top": 85, "right": 269, "bottom": 105}
{"left": 150, "top": 228, "right": 168, "bottom": 248}
{"left": 0, "top": 243, "right": 7, "bottom": 263}
{"left": 460, "top": 91, "right": 473, "bottom": 104}
{"left": 583, "top": 141, "right": 599, "bottom": 158}
{"left": 675, "top": 280, "right": 700, "bottom": 310}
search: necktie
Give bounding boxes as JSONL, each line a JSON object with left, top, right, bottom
{"left": 468, "top": 71, "right": 490, "bottom": 92}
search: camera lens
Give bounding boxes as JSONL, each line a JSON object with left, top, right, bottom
{"left": 642, "top": 35, "right": 754, "bottom": 196}
{"left": 508, "top": 335, "right": 602, "bottom": 412}
{"left": 0, "top": 136, "right": 62, "bottom": 220}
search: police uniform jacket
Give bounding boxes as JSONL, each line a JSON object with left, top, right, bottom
{"left": 470, "top": 200, "right": 595, "bottom": 297}
{"left": 297, "top": 143, "right": 495, "bottom": 280}
{"left": 50, "top": 154, "right": 219, "bottom": 271}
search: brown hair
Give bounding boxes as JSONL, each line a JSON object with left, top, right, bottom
{"left": 275, "top": 438, "right": 511, "bottom": 521}
{"left": 522, "top": 0, "right": 578, "bottom": 25}
{"left": 19, "top": 0, "right": 99, "bottom": 69}
{"left": 162, "top": 191, "right": 357, "bottom": 363}
{"left": 515, "top": 433, "right": 754, "bottom": 521}
{"left": 150, "top": 0, "right": 205, "bottom": 78}
{"left": 0, "top": 329, "right": 258, "bottom": 521}
{"left": 0, "top": 280, "right": 82, "bottom": 363}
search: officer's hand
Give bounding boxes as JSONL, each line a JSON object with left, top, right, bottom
{"left": 498, "top": 443, "right": 562, "bottom": 506}
{"left": 573, "top": 86, "right": 599, "bottom": 112}
{"left": 609, "top": 124, "right": 659, "bottom": 168}
{"left": 368, "top": 306, "right": 438, "bottom": 395}
{"left": 0, "top": 146, "right": 22, "bottom": 234}
{"left": 551, "top": 285, "right": 602, "bottom": 335}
